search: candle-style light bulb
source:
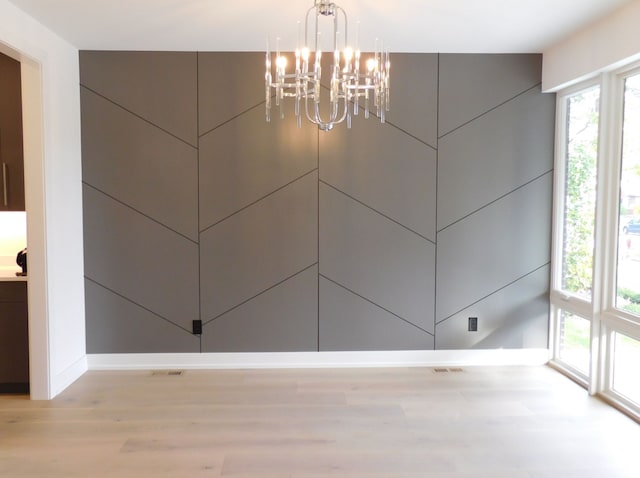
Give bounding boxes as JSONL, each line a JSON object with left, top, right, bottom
{"left": 344, "top": 47, "right": 353, "bottom": 62}
{"left": 343, "top": 47, "right": 353, "bottom": 73}
{"left": 366, "top": 58, "right": 375, "bottom": 72}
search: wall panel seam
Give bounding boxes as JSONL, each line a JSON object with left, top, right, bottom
{"left": 436, "top": 169, "right": 554, "bottom": 234}
{"left": 438, "top": 82, "right": 543, "bottom": 140}
{"left": 319, "top": 273, "right": 435, "bottom": 337}
{"left": 200, "top": 168, "right": 319, "bottom": 234}
{"left": 198, "top": 100, "right": 270, "bottom": 138}
{"left": 82, "top": 181, "right": 199, "bottom": 244}
{"left": 84, "top": 276, "right": 194, "bottom": 334}
{"left": 319, "top": 179, "right": 436, "bottom": 245}
{"left": 435, "top": 262, "right": 551, "bottom": 325}
{"left": 378, "top": 121, "right": 438, "bottom": 151}
{"left": 317, "top": 123, "right": 321, "bottom": 352}
{"left": 434, "top": 52, "right": 441, "bottom": 349}
{"left": 80, "top": 85, "right": 198, "bottom": 148}
{"left": 202, "top": 262, "right": 319, "bottom": 326}
{"left": 196, "top": 51, "right": 202, "bottom": 353}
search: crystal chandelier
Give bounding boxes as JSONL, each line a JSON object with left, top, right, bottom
{"left": 265, "top": 0, "right": 390, "bottom": 131}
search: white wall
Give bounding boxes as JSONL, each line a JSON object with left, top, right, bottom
{"left": 0, "top": 212, "right": 27, "bottom": 273}
{"left": 0, "top": 0, "right": 86, "bottom": 398}
{"left": 542, "top": 0, "right": 640, "bottom": 91}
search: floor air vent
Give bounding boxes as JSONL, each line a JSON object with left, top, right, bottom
{"left": 150, "top": 370, "right": 184, "bottom": 376}
{"left": 432, "top": 368, "right": 465, "bottom": 373}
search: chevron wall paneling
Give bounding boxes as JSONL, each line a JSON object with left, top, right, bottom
{"left": 80, "top": 51, "right": 554, "bottom": 354}
{"left": 435, "top": 54, "right": 555, "bottom": 349}
{"left": 81, "top": 52, "right": 201, "bottom": 353}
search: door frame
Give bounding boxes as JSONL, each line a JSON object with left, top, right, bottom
{"left": 0, "top": 41, "right": 51, "bottom": 399}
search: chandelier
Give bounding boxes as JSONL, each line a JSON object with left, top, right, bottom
{"left": 265, "top": 0, "right": 390, "bottom": 131}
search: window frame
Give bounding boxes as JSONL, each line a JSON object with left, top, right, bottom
{"left": 550, "top": 79, "right": 601, "bottom": 385}
{"left": 551, "top": 63, "right": 640, "bottom": 421}
{"left": 604, "top": 64, "right": 640, "bottom": 324}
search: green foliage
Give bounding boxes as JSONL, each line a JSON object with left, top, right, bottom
{"left": 618, "top": 287, "right": 640, "bottom": 316}
{"left": 563, "top": 316, "right": 590, "bottom": 349}
{"left": 618, "top": 287, "right": 640, "bottom": 304}
{"left": 621, "top": 302, "right": 640, "bottom": 315}
{"left": 562, "top": 94, "right": 598, "bottom": 297}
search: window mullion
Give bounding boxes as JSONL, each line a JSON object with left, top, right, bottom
{"left": 589, "top": 72, "right": 618, "bottom": 394}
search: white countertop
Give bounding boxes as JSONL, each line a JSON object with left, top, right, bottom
{"left": 0, "top": 275, "right": 28, "bottom": 282}
{"left": 0, "top": 267, "right": 27, "bottom": 282}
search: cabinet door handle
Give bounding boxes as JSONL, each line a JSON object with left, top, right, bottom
{"left": 2, "top": 162, "right": 7, "bottom": 207}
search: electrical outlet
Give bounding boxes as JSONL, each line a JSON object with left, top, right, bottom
{"left": 192, "top": 320, "right": 202, "bottom": 335}
{"left": 468, "top": 317, "right": 478, "bottom": 332}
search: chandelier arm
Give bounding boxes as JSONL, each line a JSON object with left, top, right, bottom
{"left": 305, "top": 3, "right": 316, "bottom": 50}
{"left": 334, "top": 94, "right": 349, "bottom": 124}
{"left": 265, "top": 0, "right": 389, "bottom": 131}
{"left": 304, "top": 91, "right": 319, "bottom": 126}
{"left": 335, "top": 6, "right": 347, "bottom": 49}
{"left": 303, "top": 83, "right": 350, "bottom": 130}
{"left": 332, "top": 7, "right": 338, "bottom": 52}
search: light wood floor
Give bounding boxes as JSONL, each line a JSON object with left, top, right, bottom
{"left": 1, "top": 365, "right": 639, "bottom": 477}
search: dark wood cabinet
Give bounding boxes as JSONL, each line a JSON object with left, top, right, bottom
{"left": 0, "top": 281, "right": 29, "bottom": 393}
{"left": 0, "top": 52, "right": 25, "bottom": 212}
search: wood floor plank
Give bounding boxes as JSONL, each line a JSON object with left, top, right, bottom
{"left": 0, "top": 365, "right": 638, "bottom": 477}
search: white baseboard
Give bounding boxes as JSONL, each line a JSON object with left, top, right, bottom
{"left": 51, "top": 355, "right": 88, "bottom": 397}
{"left": 87, "top": 349, "right": 550, "bottom": 371}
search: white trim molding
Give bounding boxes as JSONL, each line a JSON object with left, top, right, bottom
{"left": 87, "top": 349, "right": 550, "bottom": 371}
{"left": 1, "top": 0, "right": 85, "bottom": 400}
{"left": 52, "top": 356, "right": 88, "bottom": 397}
{"left": 542, "top": 0, "right": 640, "bottom": 91}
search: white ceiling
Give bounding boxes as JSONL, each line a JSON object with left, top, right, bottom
{"left": 7, "top": 0, "right": 636, "bottom": 53}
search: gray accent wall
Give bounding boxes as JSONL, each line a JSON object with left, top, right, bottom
{"left": 80, "top": 51, "right": 554, "bottom": 354}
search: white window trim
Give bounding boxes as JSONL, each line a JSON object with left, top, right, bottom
{"left": 550, "top": 79, "right": 600, "bottom": 384}
{"left": 551, "top": 61, "right": 640, "bottom": 421}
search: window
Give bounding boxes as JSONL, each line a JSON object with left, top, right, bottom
{"left": 550, "top": 84, "right": 599, "bottom": 382}
{"left": 611, "top": 332, "right": 640, "bottom": 406}
{"left": 558, "top": 310, "right": 590, "bottom": 376}
{"left": 561, "top": 87, "right": 599, "bottom": 301}
{"left": 551, "top": 67, "right": 640, "bottom": 421}
{"left": 616, "top": 73, "right": 640, "bottom": 316}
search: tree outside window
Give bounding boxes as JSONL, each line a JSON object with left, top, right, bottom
{"left": 616, "top": 74, "right": 640, "bottom": 316}
{"left": 561, "top": 88, "right": 599, "bottom": 300}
